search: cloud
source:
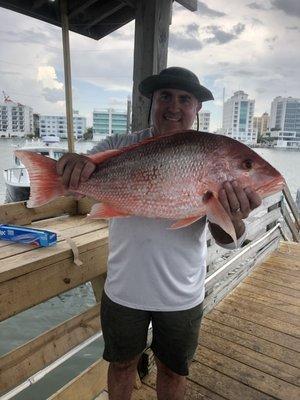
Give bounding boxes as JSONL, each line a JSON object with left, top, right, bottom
{"left": 37, "top": 66, "right": 63, "bottom": 90}
{"left": 265, "top": 35, "right": 278, "bottom": 50}
{"left": 271, "top": 0, "right": 300, "bottom": 17}
{"left": 205, "top": 23, "right": 245, "bottom": 45}
{"left": 37, "top": 66, "right": 64, "bottom": 103}
{"left": 42, "top": 88, "right": 65, "bottom": 103}
{"left": 0, "top": 29, "right": 51, "bottom": 45}
{"left": 286, "top": 26, "right": 300, "bottom": 30}
{"left": 197, "top": 2, "right": 226, "bottom": 17}
{"left": 247, "top": 2, "right": 270, "bottom": 10}
{"left": 169, "top": 23, "right": 203, "bottom": 52}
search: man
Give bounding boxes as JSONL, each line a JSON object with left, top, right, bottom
{"left": 57, "top": 67, "right": 261, "bottom": 400}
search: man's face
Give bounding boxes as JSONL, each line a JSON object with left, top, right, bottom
{"left": 151, "top": 88, "right": 202, "bottom": 134}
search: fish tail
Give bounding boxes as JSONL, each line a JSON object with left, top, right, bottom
{"left": 15, "top": 150, "right": 66, "bottom": 208}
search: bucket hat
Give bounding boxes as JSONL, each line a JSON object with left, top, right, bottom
{"left": 139, "top": 67, "right": 214, "bottom": 102}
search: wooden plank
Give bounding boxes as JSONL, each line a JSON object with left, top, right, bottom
{"left": 283, "top": 185, "right": 300, "bottom": 229}
{"left": 204, "top": 235, "right": 280, "bottom": 313}
{"left": 91, "top": 274, "right": 106, "bottom": 303}
{"left": 0, "top": 219, "right": 105, "bottom": 260}
{"left": 132, "top": 0, "right": 172, "bottom": 132}
{"left": 48, "top": 359, "right": 108, "bottom": 400}
{"left": 194, "top": 346, "right": 300, "bottom": 400}
{"left": 281, "top": 202, "right": 300, "bottom": 242}
{"left": 0, "top": 198, "right": 77, "bottom": 225}
{"left": 0, "top": 305, "right": 100, "bottom": 394}
{"left": 206, "top": 309, "right": 300, "bottom": 354}
{"left": 199, "top": 329, "right": 300, "bottom": 386}
{"left": 250, "top": 269, "right": 300, "bottom": 290}
{"left": 223, "top": 294, "right": 300, "bottom": 327}
{"left": 142, "top": 364, "right": 226, "bottom": 400}
{"left": 260, "top": 260, "right": 300, "bottom": 277}
{"left": 215, "top": 298, "right": 300, "bottom": 338}
{"left": 189, "top": 359, "right": 274, "bottom": 400}
{"left": 228, "top": 288, "right": 300, "bottom": 317}
{"left": 0, "top": 229, "right": 108, "bottom": 284}
{"left": 132, "top": 384, "right": 157, "bottom": 400}
{"left": 0, "top": 245, "right": 108, "bottom": 321}
{"left": 244, "top": 275, "right": 300, "bottom": 298}
{"left": 234, "top": 281, "right": 300, "bottom": 307}
{"left": 201, "top": 318, "right": 300, "bottom": 369}
{"left": 279, "top": 240, "right": 300, "bottom": 253}
{"left": 176, "top": 0, "right": 197, "bottom": 11}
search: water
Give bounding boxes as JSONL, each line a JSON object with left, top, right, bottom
{"left": 0, "top": 138, "right": 300, "bottom": 398}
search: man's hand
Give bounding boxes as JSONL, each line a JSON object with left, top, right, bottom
{"left": 219, "top": 180, "right": 262, "bottom": 225}
{"left": 56, "top": 153, "right": 96, "bottom": 190}
{"left": 209, "top": 180, "right": 262, "bottom": 244}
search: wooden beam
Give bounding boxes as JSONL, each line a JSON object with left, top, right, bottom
{"left": 283, "top": 185, "right": 300, "bottom": 229}
{"left": 0, "top": 197, "right": 77, "bottom": 225}
{"left": 48, "top": 359, "right": 108, "bottom": 400}
{"left": 84, "top": 0, "right": 125, "bottom": 29}
{"left": 69, "top": 0, "right": 99, "bottom": 19}
{"left": 61, "top": 0, "right": 75, "bottom": 153}
{"left": 176, "top": 0, "right": 197, "bottom": 11}
{"left": 0, "top": 305, "right": 100, "bottom": 394}
{"left": 132, "top": 0, "right": 172, "bottom": 132}
{"left": 120, "top": 0, "right": 136, "bottom": 8}
{"left": 0, "top": 236, "right": 108, "bottom": 321}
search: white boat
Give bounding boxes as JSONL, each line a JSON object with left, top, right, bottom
{"left": 41, "top": 133, "right": 61, "bottom": 144}
{"left": 3, "top": 143, "right": 68, "bottom": 203}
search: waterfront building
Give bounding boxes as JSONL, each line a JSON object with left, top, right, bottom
{"left": 270, "top": 96, "right": 300, "bottom": 138}
{"left": 39, "top": 112, "right": 86, "bottom": 139}
{"left": 222, "top": 90, "right": 256, "bottom": 143}
{"left": 253, "top": 112, "right": 269, "bottom": 137}
{"left": 93, "top": 108, "right": 127, "bottom": 141}
{"left": 269, "top": 129, "right": 300, "bottom": 148}
{"left": 0, "top": 99, "right": 33, "bottom": 138}
{"left": 192, "top": 110, "right": 211, "bottom": 131}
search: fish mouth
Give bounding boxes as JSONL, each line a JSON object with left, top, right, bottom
{"left": 256, "top": 176, "right": 285, "bottom": 197}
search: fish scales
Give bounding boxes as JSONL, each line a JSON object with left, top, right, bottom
{"left": 78, "top": 131, "right": 218, "bottom": 219}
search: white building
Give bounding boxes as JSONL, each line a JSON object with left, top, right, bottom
{"left": 93, "top": 108, "right": 127, "bottom": 141}
{"left": 192, "top": 111, "right": 211, "bottom": 131}
{"left": 39, "top": 112, "right": 86, "bottom": 139}
{"left": 0, "top": 99, "right": 33, "bottom": 138}
{"left": 222, "top": 90, "right": 256, "bottom": 143}
{"left": 269, "top": 130, "right": 300, "bottom": 148}
{"left": 270, "top": 96, "right": 300, "bottom": 139}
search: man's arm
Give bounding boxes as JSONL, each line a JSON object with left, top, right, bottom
{"left": 209, "top": 180, "right": 262, "bottom": 246}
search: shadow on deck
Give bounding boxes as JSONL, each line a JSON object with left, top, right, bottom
{"left": 127, "top": 241, "right": 300, "bottom": 400}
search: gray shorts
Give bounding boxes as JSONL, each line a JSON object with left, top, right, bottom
{"left": 100, "top": 291, "right": 203, "bottom": 376}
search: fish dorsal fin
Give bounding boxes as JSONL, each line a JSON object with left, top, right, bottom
{"left": 88, "top": 150, "right": 122, "bottom": 164}
{"left": 87, "top": 130, "right": 197, "bottom": 165}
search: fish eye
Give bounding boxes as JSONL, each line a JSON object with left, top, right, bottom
{"left": 243, "top": 159, "right": 253, "bottom": 170}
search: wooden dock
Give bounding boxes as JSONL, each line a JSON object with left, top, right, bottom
{"left": 1, "top": 191, "right": 299, "bottom": 400}
{"left": 127, "top": 241, "right": 300, "bottom": 400}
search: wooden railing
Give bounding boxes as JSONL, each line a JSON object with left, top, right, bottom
{"left": 0, "top": 187, "right": 299, "bottom": 399}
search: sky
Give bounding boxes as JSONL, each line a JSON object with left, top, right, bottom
{"left": 0, "top": 0, "right": 299, "bottom": 131}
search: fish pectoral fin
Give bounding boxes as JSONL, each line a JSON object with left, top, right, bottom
{"left": 204, "top": 192, "right": 237, "bottom": 246}
{"left": 87, "top": 203, "right": 130, "bottom": 219}
{"left": 170, "top": 215, "right": 203, "bottom": 229}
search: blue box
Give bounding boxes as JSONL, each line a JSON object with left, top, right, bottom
{"left": 0, "top": 224, "right": 57, "bottom": 247}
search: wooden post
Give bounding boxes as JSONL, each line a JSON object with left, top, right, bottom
{"left": 61, "top": 0, "right": 75, "bottom": 153}
{"left": 131, "top": 0, "right": 172, "bottom": 133}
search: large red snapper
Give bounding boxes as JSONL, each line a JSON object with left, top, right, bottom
{"left": 15, "top": 130, "right": 285, "bottom": 244}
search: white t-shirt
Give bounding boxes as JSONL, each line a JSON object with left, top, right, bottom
{"left": 89, "top": 129, "right": 244, "bottom": 311}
